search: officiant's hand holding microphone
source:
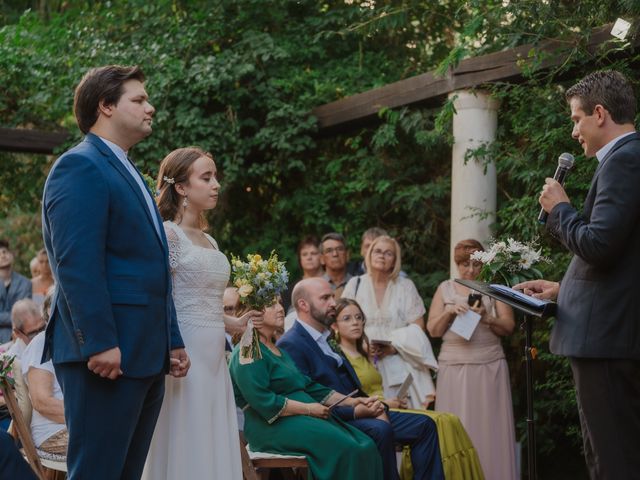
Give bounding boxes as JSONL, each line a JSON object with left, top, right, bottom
{"left": 514, "top": 153, "right": 574, "bottom": 300}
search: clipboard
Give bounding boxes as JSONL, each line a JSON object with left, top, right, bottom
{"left": 327, "top": 389, "right": 359, "bottom": 410}
{"left": 396, "top": 373, "right": 413, "bottom": 399}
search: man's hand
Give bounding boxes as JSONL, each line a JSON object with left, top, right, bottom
{"left": 513, "top": 280, "right": 560, "bottom": 301}
{"left": 169, "top": 348, "right": 191, "bottom": 378}
{"left": 354, "top": 399, "right": 386, "bottom": 419}
{"left": 87, "top": 347, "right": 122, "bottom": 380}
{"left": 539, "top": 178, "right": 570, "bottom": 213}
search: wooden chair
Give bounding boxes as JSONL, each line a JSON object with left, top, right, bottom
{"left": 0, "top": 358, "right": 67, "bottom": 480}
{"left": 239, "top": 431, "right": 308, "bottom": 480}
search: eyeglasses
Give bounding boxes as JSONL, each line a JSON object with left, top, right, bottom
{"left": 372, "top": 249, "right": 395, "bottom": 258}
{"left": 337, "top": 313, "right": 364, "bottom": 324}
{"left": 323, "top": 246, "right": 346, "bottom": 255}
{"left": 19, "top": 325, "right": 46, "bottom": 340}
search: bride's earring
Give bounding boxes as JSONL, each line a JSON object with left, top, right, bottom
{"left": 335, "top": 331, "right": 340, "bottom": 343}
{"left": 183, "top": 195, "right": 188, "bottom": 208}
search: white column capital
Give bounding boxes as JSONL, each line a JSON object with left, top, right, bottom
{"left": 449, "top": 90, "right": 500, "bottom": 112}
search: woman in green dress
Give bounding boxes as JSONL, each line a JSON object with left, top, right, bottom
{"left": 229, "top": 298, "right": 383, "bottom": 480}
{"left": 330, "top": 298, "right": 485, "bottom": 480}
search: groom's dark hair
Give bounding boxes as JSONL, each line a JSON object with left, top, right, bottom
{"left": 74, "top": 65, "right": 145, "bottom": 134}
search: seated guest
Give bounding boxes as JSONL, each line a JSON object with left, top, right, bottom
{"left": 0, "top": 299, "right": 47, "bottom": 430}
{"left": 277, "top": 278, "right": 444, "bottom": 480}
{"left": 0, "top": 239, "right": 32, "bottom": 344}
{"left": 229, "top": 298, "right": 383, "bottom": 480}
{"left": 320, "top": 233, "right": 352, "bottom": 299}
{"left": 283, "top": 235, "right": 324, "bottom": 330}
{"left": 342, "top": 235, "right": 437, "bottom": 408}
{"left": 0, "top": 429, "right": 38, "bottom": 480}
{"left": 331, "top": 298, "right": 485, "bottom": 480}
{"left": 6, "top": 299, "right": 46, "bottom": 359}
{"left": 21, "top": 329, "right": 67, "bottom": 455}
{"left": 30, "top": 250, "right": 54, "bottom": 309}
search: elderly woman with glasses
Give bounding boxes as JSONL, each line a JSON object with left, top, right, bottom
{"left": 342, "top": 235, "right": 437, "bottom": 409}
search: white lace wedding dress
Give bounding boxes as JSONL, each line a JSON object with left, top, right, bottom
{"left": 142, "top": 221, "right": 242, "bottom": 480}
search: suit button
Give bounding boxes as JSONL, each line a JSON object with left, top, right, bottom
{"left": 75, "top": 330, "right": 85, "bottom": 345}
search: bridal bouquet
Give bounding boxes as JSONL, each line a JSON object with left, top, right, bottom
{"left": 231, "top": 251, "right": 289, "bottom": 364}
{"left": 471, "top": 238, "right": 547, "bottom": 287}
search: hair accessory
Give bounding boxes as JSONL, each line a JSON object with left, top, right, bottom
{"left": 163, "top": 176, "right": 175, "bottom": 184}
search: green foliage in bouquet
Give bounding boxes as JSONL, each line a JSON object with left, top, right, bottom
{"left": 0, "top": 354, "right": 16, "bottom": 387}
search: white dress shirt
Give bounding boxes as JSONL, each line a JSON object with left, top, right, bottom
{"left": 596, "top": 131, "right": 636, "bottom": 163}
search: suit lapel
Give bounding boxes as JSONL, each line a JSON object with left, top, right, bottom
{"left": 292, "top": 321, "right": 329, "bottom": 362}
{"left": 85, "top": 134, "right": 164, "bottom": 250}
{"left": 292, "top": 322, "right": 362, "bottom": 389}
{"left": 340, "top": 353, "right": 364, "bottom": 389}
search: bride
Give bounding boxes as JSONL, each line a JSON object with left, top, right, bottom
{"left": 143, "top": 147, "right": 263, "bottom": 479}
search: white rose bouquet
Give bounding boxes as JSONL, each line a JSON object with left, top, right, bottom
{"left": 231, "top": 251, "right": 289, "bottom": 364}
{"left": 471, "top": 238, "right": 547, "bottom": 287}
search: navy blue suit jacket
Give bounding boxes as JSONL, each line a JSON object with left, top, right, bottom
{"left": 42, "top": 133, "right": 183, "bottom": 377}
{"left": 277, "top": 320, "right": 366, "bottom": 420}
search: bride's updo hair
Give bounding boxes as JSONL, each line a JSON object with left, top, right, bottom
{"left": 156, "top": 147, "right": 213, "bottom": 224}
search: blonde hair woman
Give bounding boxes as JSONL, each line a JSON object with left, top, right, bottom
{"left": 342, "top": 235, "right": 437, "bottom": 409}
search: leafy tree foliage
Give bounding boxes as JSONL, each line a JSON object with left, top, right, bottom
{"left": 2, "top": 1, "right": 640, "bottom": 476}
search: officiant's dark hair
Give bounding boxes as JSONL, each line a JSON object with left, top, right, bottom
{"left": 453, "top": 239, "right": 484, "bottom": 265}
{"left": 566, "top": 70, "right": 636, "bottom": 125}
{"left": 331, "top": 298, "right": 370, "bottom": 360}
{"left": 156, "top": 147, "right": 213, "bottom": 229}
{"left": 74, "top": 65, "right": 145, "bottom": 134}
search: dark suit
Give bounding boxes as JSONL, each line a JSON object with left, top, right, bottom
{"left": 547, "top": 132, "right": 640, "bottom": 479}
{"left": 42, "top": 134, "right": 183, "bottom": 479}
{"left": 278, "top": 320, "right": 444, "bottom": 480}
{"left": 0, "top": 430, "right": 38, "bottom": 480}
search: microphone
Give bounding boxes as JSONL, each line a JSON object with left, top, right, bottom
{"left": 538, "top": 152, "right": 575, "bottom": 224}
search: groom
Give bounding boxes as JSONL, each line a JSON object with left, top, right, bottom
{"left": 42, "top": 65, "right": 189, "bottom": 479}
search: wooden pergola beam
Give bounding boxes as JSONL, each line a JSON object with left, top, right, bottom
{"left": 0, "top": 127, "right": 70, "bottom": 154}
{"left": 312, "top": 24, "right": 620, "bottom": 131}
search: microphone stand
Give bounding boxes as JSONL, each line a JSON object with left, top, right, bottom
{"left": 455, "top": 279, "right": 557, "bottom": 480}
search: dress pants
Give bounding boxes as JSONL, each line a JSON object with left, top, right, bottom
{"left": 0, "top": 430, "right": 38, "bottom": 480}
{"left": 55, "top": 362, "right": 165, "bottom": 480}
{"left": 350, "top": 410, "right": 444, "bottom": 480}
{"left": 570, "top": 357, "right": 640, "bottom": 480}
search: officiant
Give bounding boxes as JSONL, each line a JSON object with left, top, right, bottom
{"left": 515, "top": 70, "right": 640, "bottom": 479}
{"left": 427, "top": 238, "right": 517, "bottom": 480}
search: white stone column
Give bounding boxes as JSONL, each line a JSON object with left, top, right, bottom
{"left": 449, "top": 90, "right": 499, "bottom": 277}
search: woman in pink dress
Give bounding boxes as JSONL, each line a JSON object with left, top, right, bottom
{"left": 427, "top": 239, "right": 518, "bottom": 480}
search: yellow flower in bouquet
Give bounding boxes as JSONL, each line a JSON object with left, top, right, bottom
{"left": 231, "top": 251, "right": 289, "bottom": 363}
